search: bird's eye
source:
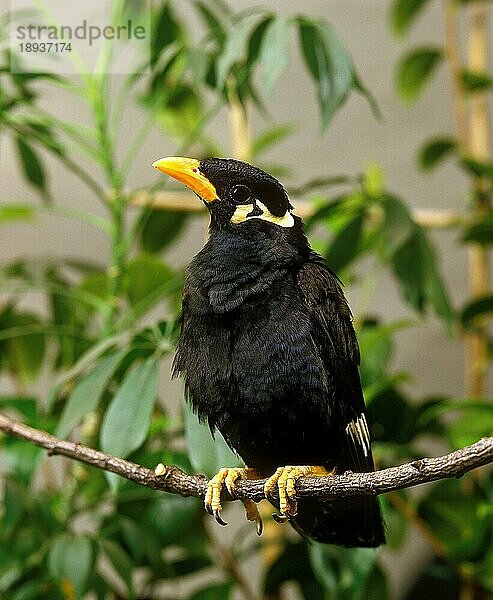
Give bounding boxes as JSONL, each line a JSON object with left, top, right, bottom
{"left": 230, "top": 185, "right": 251, "bottom": 203}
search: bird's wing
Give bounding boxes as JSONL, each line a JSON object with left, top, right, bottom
{"left": 297, "top": 253, "right": 374, "bottom": 473}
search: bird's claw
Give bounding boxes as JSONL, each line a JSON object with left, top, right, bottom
{"left": 204, "top": 467, "right": 260, "bottom": 531}
{"left": 264, "top": 465, "right": 332, "bottom": 521}
{"left": 264, "top": 465, "right": 302, "bottom": 518}
{"left": 272, "top": 511, "right": 288, "bottom": 523}
{"left": 243, "top": 498, "right": 263, "bottom": 536}
{"left": 204, "top": 467, "right": 229, "bottom": 524}
{"left": 213, "top": 508, "right": 228, "bottom": 526}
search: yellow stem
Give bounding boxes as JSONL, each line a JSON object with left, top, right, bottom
{"left": 442, "top": 0, "right": 469, "bottom": 152}
{"left": 465, "top": 0, "right": 491, "bottom": 398}
{"left": 228, "top": 90, "right": 252, "bottom": 162}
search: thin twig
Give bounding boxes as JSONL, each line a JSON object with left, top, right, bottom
{"left": 0, "top": 413, "right": 492, "bottom": 503}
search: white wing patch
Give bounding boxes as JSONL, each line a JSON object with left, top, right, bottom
{"left": 230, "top": 200, "right": 295, "bottom": 228}
{"left": 345, "top": 413, "right": 371, "bottom": 457}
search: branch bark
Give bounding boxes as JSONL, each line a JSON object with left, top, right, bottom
{"left": 1, "top": 413, "right": 492, "bottom": 503}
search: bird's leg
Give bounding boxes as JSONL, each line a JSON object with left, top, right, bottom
{"left": 264, "top": 465, "right": 334, "bottom": 519}
{"left": 205, "top": 467, "right": 263, "bottom": 534}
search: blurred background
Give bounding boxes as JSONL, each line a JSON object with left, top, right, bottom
{"left": 1, "top": 1, "right": 492, "bottom": 599}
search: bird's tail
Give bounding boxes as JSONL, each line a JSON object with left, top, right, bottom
{"left": 291, "top": 495, "right": 385, "bottom": 547}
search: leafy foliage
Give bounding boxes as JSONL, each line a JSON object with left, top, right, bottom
{"left": 396, "top": 47, "right": 443, "bottom": 101}
{"left": 390, "top": 0, "right": 432, "bottom": 37}
{"left": 1, "top": 1, "right": 492, "bottom": 599}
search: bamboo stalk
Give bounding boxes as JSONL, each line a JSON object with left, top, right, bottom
{"left": 442, "top": 3, "right": 492, "bottom": 598}
{"left": 228, "top": 91, "right": 252, "bottom": 162}
{"left": 442, "top": 0, "right": 469, "bottom": 152}
{"left": 465, "top": 0, "right": 491, "bottom": 398}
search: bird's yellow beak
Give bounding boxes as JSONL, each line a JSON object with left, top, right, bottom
{"left": 152, "top": 156, "right": 218, "bottom": 202}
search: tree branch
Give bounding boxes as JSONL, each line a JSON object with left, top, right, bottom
{"left": 1, "top": 413, "right": 492, "bottom": 503}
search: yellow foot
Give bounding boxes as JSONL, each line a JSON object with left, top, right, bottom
{"left": 204, "top": 467, "right": 262, "bottom": 533}
{"left": 264, "top": 465, "right": 333, "bottom": 519}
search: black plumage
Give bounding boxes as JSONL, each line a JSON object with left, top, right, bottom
{"left": 154, "top": 156, "right": 385, "bottom": 547}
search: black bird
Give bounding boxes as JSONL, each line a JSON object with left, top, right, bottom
{"left": 153, "top": 156, "right": 385, "bottom": 547}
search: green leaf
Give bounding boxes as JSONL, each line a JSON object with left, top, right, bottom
{"left": 258, "top": 16, "right": 291, "bottom": 93}
{"left": 15, "top": 136, "right": 46, "bottom": 193}
{"left": 420, "top": 233, "right": 455, "bottom": 328}
{"left": 461, "top": 69, "right": 493, "bottom": 92}
{"left": 168, "top": 555, "right": 212, "bottom": 577}
{"left": 385, "top": 500, "right": 409, "bottom": 549}
{"left": 359, "top": 320, "right": 411, "bottom": 388}
{"left": 151, "top": 2, "right": 180, "bottom": 65}
{"left": 100, "top": 358, "right": 158, "bottom": 459}
{"left": 190, "top": 582, "right": 233, "bottom": 600}
{"left": 119, "top": 517, "right": 163, "bottom": 568}
{"left": 366, "top": 386, "right": 416, "bottom": 443}
{"left": 447, "top": 405, "right": 493, "bottom": 448}
{"left": 366, "top": 565, "right": 390, "bottom": 600}
{"left": 391, "top": 233, "right": 427, "bottom": 309}
{"left": 0, "top": 204, "right": 35, "bottom": 223}
{"left": 3, "top": 479, "right": 26, "bottom": 533}
{"left": 325, "top": 210, "right": 364, "bottom": 272}
{"left": 391, "top": 229, "right": 454, "bottom": 327}
{"left": 195, "top": 1, "right": 226, "bottom": 43}
{"left": 247, "top": 15, "right": 274, "bottom": 66}
{"left": 418, "top": 479, "right": 492, "bottom": 562}
{"left": 418, "top": 137, "right": 456, "bottom": 171}
{"left": 78, "top": 272, "right": 110, "bottom": 303}
{"left": 56, "top": 348, "right": 129, "bottom": 438}
{"left": 121, "top": 274, "right": 184, "bottom": 326}
{"left": 183, "top": 400, "right": 241, "bottom": 477}
{"left": 252, "top": 124, "right": 295, "bottom": 158}
{"left": 124, "top": 254, "right": 173, "bottom": 306}
{"left": 144, "top": 494, "right": 204, "bottom": 547}
{"left": 264, "top": 541, "right": 323, "bottom": 598}
{"left": 381, "top": 195, "right": 415, "bottom": 256}
{"left": 460, "top": 156, "right": 493, "bottom": 180}
{"left": 2, "top": 439, "right": 41, "bottom": 485}
{"left": 461, "top": 294, "right": 493, "bottom": 329}
{"left": 397, "top": 48, "right": 442, "bottom": 101}
{"left": 364, "top": 163, "right": 384, "bottom": 198}
{"left": 99, "top": 539, "right": 134, "bottom": 598}
{"left": 476, "top": 544, "right": 493, "bottom": 593}
{"left": 0, "top": 396, "right": 37, "bottom": 421}
{"left": 297, "top": 18, "right": 354, "bottom": 130}
{"left": 462, "top": 215, "right": 493, "bottom": 246}
{"left": 216, "top": 16, "right": 260, "bottom": 88}
{"left": 48, "top": 534, "right": 93, "bottom": 598}
{"left": 309, "top": 544, "right": 380, "bottom": 598}
{"left": 140, "top": 209, "right": 188, "bottom": 253}
{"left": 415, "top": 397, "right": 492, "bottom": 432}
{"left": 155, "top": 84, "right": 203, "bottom": 140}
{"left": 1, "top": 312, "right": 46, "bottom": 383}
{"left": 390, "top": 0, "right": 431, "bottom": 36}
{"left": 353, "top": 72, "right": 382, "bottom": 121}
{"left": 10, "top": 581, "right": 43, "bottom": 600}
{"left": 305, "top": 197, "right": 346, "bottom": 230}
